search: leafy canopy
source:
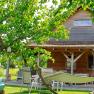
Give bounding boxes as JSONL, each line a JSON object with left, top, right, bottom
{"left": 0, "top": 0, "right": 94, "bottom": 67}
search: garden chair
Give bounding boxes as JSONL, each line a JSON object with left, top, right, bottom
{"left": 51, "top": 80, "right": 60, "bottom": 91}
{"left": 21, "top": 67, "right": 32, "bottom": 94}
{"left": 32, "top": 74, "right": 42, "bottom": 90}
{"left": 17, "top": 69, "right": 23, "bottom": 81}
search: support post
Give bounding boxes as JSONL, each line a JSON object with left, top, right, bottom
{"left": 70, "top": 53, "right": 74, "bottom": 75}
{"left": 64, "top": 52, "right": 85, "bottom": 75}
{"left": 92, "top": 51, "right": 94, "bottom": 69}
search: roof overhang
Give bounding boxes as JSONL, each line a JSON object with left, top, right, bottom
{"left": 29, "top": 44, "right": 94, "bottom": 49}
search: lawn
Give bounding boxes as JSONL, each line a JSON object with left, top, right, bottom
{"left": 5, "top": 86, "right": 51, "bottom": 94}
{"left": 4, "top": 86, "right": 90, "bottom": 94}
{"left": 58, "top": 90, "right": 90, "bottom": 94}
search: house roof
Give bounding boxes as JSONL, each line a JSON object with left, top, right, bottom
{"left": 69, "top": 27, "right": 94, "bottom": 41}
{"left": 29, "top": 7, "right": 94, "bottom": 48}
{"left": 48, "top": 27, "right": 94, "bottom": 45}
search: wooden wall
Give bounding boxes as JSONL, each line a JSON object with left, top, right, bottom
{"left": 47, "top": 51, "right": 92, "bottom": 73}
{"left": 48, "top": 52, "right": 66, "bottom": 71}
{"left": 64, "top": 9, "right": 94, "bottom": 30}
{"left": 76, "top": 53, "right": 88, "bottom": 73}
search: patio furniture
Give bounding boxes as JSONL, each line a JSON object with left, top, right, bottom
{"left": 17, "top": 69, "right": 36, "bottom": 81}
{"left": 21, "top": 67, "right": 32, "bottom": 94}
{"left": 32, "top": 75, "right": 42, "bottom": 89}
{"left": 22, "top": 67, "right": 42, "bottom": 93}
{"left": 51, "top": 80, "right": 60, "bottom": 91}
{"left": 17, "top": 69, "right": 23, "bottom": 81}
{"left": 51, "top": 81, "right": 64, "bottom": 91}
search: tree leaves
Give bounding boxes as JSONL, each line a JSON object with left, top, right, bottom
{"left": 0, "top": 0, "right": 94, "bottom": 67}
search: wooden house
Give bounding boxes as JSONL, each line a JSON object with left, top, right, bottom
{"left": 30, "top": 8, "right": 94, "bottom": 75}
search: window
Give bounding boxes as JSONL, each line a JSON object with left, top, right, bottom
{"left": 73, "top": 19, "right": 92, "bottom": 26}
{"left": 88, "top": 54, "right": 94, "bottom": 69}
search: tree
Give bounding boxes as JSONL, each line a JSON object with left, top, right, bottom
{"left": 0, "top": 0, "right": 94, "bottom": 94}
{"left": 0, "top": 0, "right": 62, "bottom": 93}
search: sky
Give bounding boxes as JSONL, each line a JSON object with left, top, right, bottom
{"left": 44, "top": 0, "right": 60, "bottom": 9}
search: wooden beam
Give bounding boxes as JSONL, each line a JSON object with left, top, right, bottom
{"left": 64, "top": 53, "right": 70, "bottom": 60}
{"left": 74, "top": 52, "right": 85, "bottom": 63}
{"left": 64, "top": 52, "right": 85, "bottom": 75}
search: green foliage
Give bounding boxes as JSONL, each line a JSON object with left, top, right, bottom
{"left": 0, "top": 0, "right": 94, "bottom": 93}
{"left": 31, "top": 47, "right": 54, "bottom": 68}
{"left": 0, "top": 68, "right": 5, "bottom": 77}
{"left": 0, "top": 0, "right": 67, "bottom": 48}
{"left": 0, "top": 0, "right": 94, "bottom": 69}
{"left": 9, "top": 68, "right": 18, "bottom": 76}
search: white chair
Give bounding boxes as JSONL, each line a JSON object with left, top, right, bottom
{"left": 51, "top": 80, "right": 60, "bottom": 91}
{"left": 32, "top": 75, "right": 42, "bottom": 90}
{"left": 60, "top": 82, "right": 64, "bottom": 90}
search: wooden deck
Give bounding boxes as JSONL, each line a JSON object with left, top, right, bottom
{"left": 5, "top": 80, "right": 94, "bottom": 91}
{"left": 5, "top": 80, "right": 45, "bottom": 89}
{"left": 5, "top": 80, "right": 27, "bottom": 87}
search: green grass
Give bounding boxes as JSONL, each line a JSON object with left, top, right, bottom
{"left": 5, "top": 86, "right": 51, "bottom": 94}
{"left": 9, "top": 68, "right": 19, "bottom": 80}
{"left": 5, "top": 86, "right": 27, "bottom": 94}
{"left": 58, "top": 90, "right": 90, "bottom": 94}
{"left": 4, "top": 86, "right": 90, "bottom": 94}
{"left": 0, "top": 68, "right": 5, "bottom": 77}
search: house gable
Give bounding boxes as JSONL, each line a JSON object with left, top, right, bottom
{"left": 48, "top": 9, "right": 94, "bottom": 45}
{"left": 64, "top": 9, "right": 94, "bottom": 43}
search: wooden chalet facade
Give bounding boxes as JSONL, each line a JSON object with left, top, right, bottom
{"left": 30, "top": 8, "right": 94, "bottom": 75}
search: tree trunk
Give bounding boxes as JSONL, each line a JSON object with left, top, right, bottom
{"left": 6, "top": 57, "right": 10, "bottom": 81}
{"left": 0, "top": 36, "right": 4, "bottom": 51}
{"left": 22, "top": 54, "right": 28, "bottom": 67}
{"left": 36, "top": 64, "right": 57, "bottom": 94}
